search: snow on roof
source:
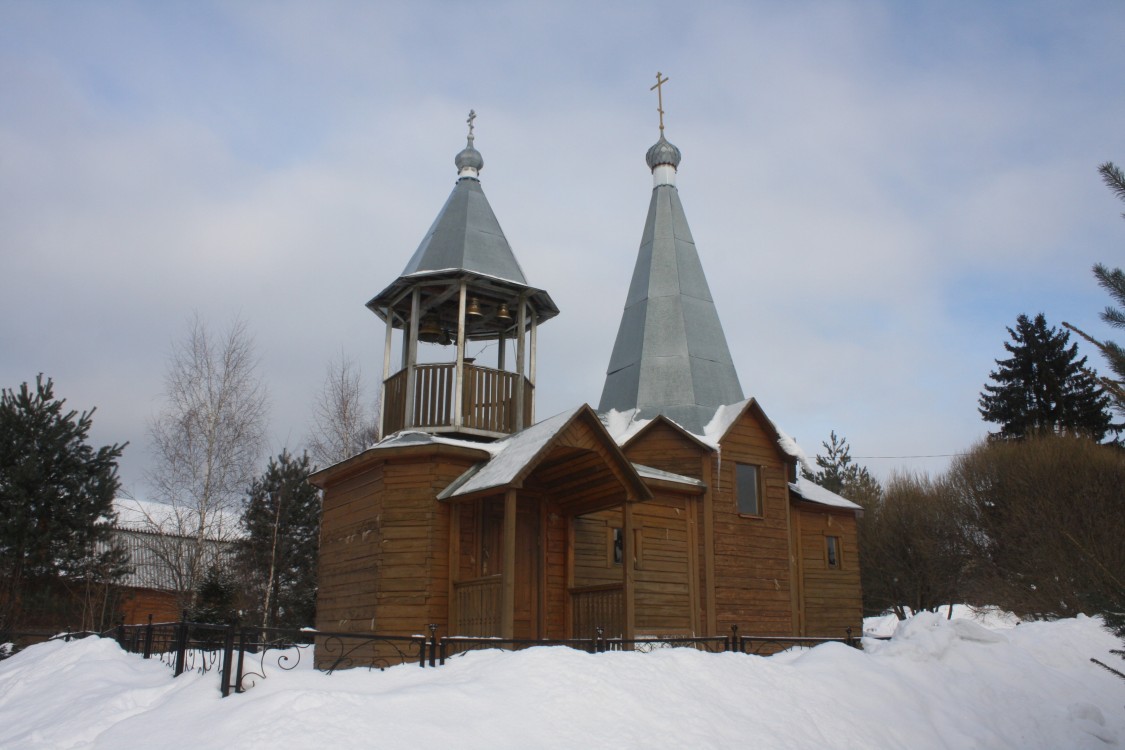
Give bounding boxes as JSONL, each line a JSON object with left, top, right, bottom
{"left": 112, "top": 498, "right": 245, "bottom": 540}
{"left": 600, "top": 408, "right": 652, "bottom": 445}
{"left": 441, "top": 407, "right": 582, "bottom": 498}
{"left": 373, "top": 430, "right": 501, "bottom": 455}
{"left": 789, "top": 476, "right": 862, "bottom": 511}
{"left": 775, "top": 427, "right": 814, "bottom": 474}
{"left": 632, "top": 463, "right": 705, "bottom": 487}
{"left": 700, "top": 398, "right": 752, "bottom": 447}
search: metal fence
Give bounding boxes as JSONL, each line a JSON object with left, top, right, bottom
{"left": 105, "top": 615, "right": 859, "bottom": 697}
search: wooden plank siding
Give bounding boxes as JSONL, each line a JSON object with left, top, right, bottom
{"left": 314, "top": 452, "right": 479, "bottom": 659}
{"left": 708, "top": 411, "right": 797, "bottom": 636}
{"left": 314, "top": 401, "right": 864, "bottom": 662}
{"left": 570, "top": 498, "right": 696, "bottom": 636}
{"left": 797, "top": 507, "right": 863, "bottom": 637}
{"left": 633, "top": 495, "right": 695, "bottom": 635}
{"left": 622, "top": 421, "right": 706, "bottom": 480}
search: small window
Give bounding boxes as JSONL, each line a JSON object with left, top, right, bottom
{"left": 736, "top": 464, "right": 762, "bottom": 516}
{"left": 826, "top": 536, "right": 841, "bottom": 569}
{"left": 608, "top": 527, "right": 642, "bottom": 568}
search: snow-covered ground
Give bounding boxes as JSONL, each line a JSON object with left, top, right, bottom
{"left": 0, "top": 611, "right": 1121, "bottom": 749}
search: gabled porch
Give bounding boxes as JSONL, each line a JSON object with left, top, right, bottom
{"left": 438, "top": 406, "right": 651, "bottom": 640}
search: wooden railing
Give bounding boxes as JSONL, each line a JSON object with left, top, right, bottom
{"left": 570, "top": 583, "right": 624, "bottom": 639}
{"left": 383, "top": 363, "right": 533, "bottom": 436}
{"left": 452, "top": 575, "right": 502, "bottom": 637}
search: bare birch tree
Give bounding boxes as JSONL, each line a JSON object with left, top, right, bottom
{"left": 145, "top": 315, "right": 269, "bottom": 609}
{"left": 306, "top": 353, "right": 379, "bottom": 468}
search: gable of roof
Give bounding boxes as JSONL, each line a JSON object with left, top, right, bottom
{"left": 615, "top": 413, "right": 713, "bottom": 453}
{"left": 439, "top": 405, "right": 651, "bottom": 502}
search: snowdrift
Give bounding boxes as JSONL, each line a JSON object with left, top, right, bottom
{"left": 0, "top": 612, "right": 1122, "bottom": 749}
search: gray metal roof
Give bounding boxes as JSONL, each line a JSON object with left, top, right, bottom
{"left": 598, "top": 162, "right": 743, "bottom": 434}
{"left": 399, "top": 176, "right": 528, "bottom": 284}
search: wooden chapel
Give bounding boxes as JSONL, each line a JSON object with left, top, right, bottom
{"left": 310, "top": 104, "right": 863, "bottom": 654}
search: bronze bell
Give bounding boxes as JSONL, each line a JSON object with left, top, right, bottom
{"left": 467, "top": 297, "right": 483, "bottom": 318}
{"left": 417, "top": 315, "right": 444, "bottom": 343}
{"left": 496, "top": 303, "right": 512, "bottom": 321}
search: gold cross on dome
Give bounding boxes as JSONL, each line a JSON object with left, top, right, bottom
{"left": 650, "top": 72, "right": 669, "bottom": 133}
{"left": 467, "top": 109, "right": 477, "bottom": 139}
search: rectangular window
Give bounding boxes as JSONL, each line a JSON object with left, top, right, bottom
{"left": 607, "top": 526, "right": 642, "bottom": 568}
{"left": 826, "top": 536, "right": 841, "bottom": 569}
{"left": 736, "top": 464, "right": 762, "bottom": 516}
{"left": 610, "top": 527, "right": 623, "bottom": 566}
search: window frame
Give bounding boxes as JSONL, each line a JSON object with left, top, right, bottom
{"left": 608, "top": 527, "right": 623, "bottom": 566}
{"left": 825, "top": 535, "right": 842, "bottom": 569}
{"left": 735, "top": 462, "right": 764, "bottom": 518}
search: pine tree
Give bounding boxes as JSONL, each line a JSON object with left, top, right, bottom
{"left": 239, "top": 451, "right": 320, "bottom": 629}
{"left": 1062, "top": 163, "right": 1125, "bottom": 415}
{"left": 979, "top": 313, "right": 1117, "bottom": 442}
{"left": 809, "top": 430, "right": 881, "bottom": 502}
{"left": 189, "top": 564, "right": 239, "bottom": 624}
{"left": 0, "top": 375, "right": 128, "bottom": 631}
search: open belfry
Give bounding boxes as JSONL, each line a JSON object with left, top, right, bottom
{"left": 309, "top": 79, "right": 863, "bottom": 651}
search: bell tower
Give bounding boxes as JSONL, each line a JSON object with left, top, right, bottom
{"left": 367, "top": 112, "right": 559, "bottom": 439}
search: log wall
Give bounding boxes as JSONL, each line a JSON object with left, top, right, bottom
{"left": 708, "top": 412, "right": 796, "bottom": 636}
{"left": 796, "top": 507, "right": 863, "bottom": 637}
{"left": 315, "top": 452, "right": 477, "bottom": 653}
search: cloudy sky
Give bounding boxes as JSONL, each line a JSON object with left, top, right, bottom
{"left": 2, "top": 1, "right": 1123, "bottom": 496}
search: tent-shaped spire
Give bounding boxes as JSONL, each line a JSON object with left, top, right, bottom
{"left": 396, "top": 111, "right": 528, "bottom": 286}
{"left": 367, "top": 112, "right": 557, "bottom": 328}
{"left": 598, "top": 132, "right": 743, "bottom": 434}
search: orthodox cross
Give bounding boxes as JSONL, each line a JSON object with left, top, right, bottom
{"left": 467, "top": 109, "right": 477, "bottom": 139}
{"left": 651, "top": 72, "right": 669, "bottom": 134}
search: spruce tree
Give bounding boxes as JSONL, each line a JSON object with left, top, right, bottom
{"left": 0, "top": 375, "right": 128, "bottom": 631}
{"left": 809, "top": 430, "right": 881, "bottom": 502}
{"left": 189, "top": 564, "right": 240, "bottom": 623}
{"left": 1062, "top": 163, "right": 1125, "bottom": 414}
{"left": 979, "top": 313, "right": 1117, "bottom": 442}
{"left": 239, "top": 451, "right": 320, "bottom": 629}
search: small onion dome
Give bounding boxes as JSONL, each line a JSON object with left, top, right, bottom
{"left": 455, "top": 136, "right": 484, "bottom": 173}
{"left": 645, "top": 135, "right": 682, "bottom": 170}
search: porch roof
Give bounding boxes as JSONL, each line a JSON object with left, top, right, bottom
{"left": 438, "top": 405, "right": 651, "bottom": 504}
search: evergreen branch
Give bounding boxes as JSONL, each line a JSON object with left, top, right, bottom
{"left": 1099, "top": 162, "right": 1125, "bottom": 218}
{"left": 1090, "top": 657, "right": 1125, "bottom": 682}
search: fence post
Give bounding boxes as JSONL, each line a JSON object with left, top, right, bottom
{"left": 115, "top": 617, "right": 126, "bottom": 648}
{"left": 143, "top": 614, "right": 154, "bottom": 659}
{"left": 845, "top": 626, "right": 854, "bottom": 649}
{"left": 220, "top": 620, "right": 236, "bottom": 697}
{"left": 235, "top": 627, "right": 250, "bottom": 693}
{"left": 729, "top": 624, "right": 739, "bottom": 653}
{"left": 427, "top": 624, "right": 437, "bottom": 668}
{"left": 173, "top": 610, "right": 188, "bottom": 677}
{"left": 596, "top": 626, "right": 605, "bottom": 654}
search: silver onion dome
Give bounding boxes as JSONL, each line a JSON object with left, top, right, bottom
{"left": 455, "top": 137, "right": 484, "bottom": 173}
{"left": 645, "top": 135, "right": 682, "bottom": 170}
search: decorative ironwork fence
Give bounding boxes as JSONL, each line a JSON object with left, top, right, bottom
{"left": 729, "top": 624, "right": 858, "bottom": 655}
{"left": 106, "top": 615, "right": 859, "bottom": 697}
{"left": 111, "top": 614, "right": 428, "bottom": 697}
